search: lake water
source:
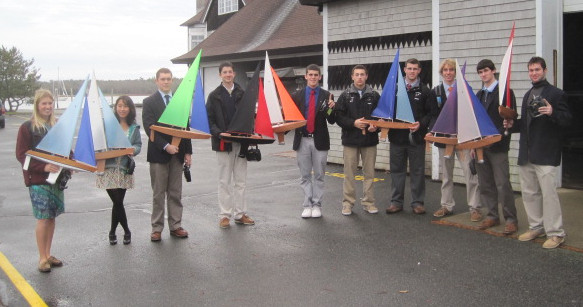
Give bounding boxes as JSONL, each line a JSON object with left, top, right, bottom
{"left": 19, "top": 95, "right": 149, "bottom": 110}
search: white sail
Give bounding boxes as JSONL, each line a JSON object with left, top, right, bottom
{"left": 263, "top": 52, "right": 284, "bottom": 124}
{"left": 498, "top": 28, "right": 514, "bottom": 107}
{"left": 456, "top": 61, "right": 481, "bottom": 143}
{"left": 87, "top": 72, "right": 107, "bottom": 151}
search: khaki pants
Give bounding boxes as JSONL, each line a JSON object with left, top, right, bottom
{"left": 519, "top": 162, "right": 565, "bottom": 237}
{"left": 342, "top": 145, "right": 377, "bottom": 208}
{"left": 149, "top": 155, "right": 184, "bottom": 232}
{"left": 216, "top": 142, "right": 248, "bottom": 220}
{"left": 439, "top": 147, "right": 480, "bottom": 211}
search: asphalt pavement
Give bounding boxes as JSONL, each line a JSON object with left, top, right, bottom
{"left": 0, "top": 110, "right": 582, "bottom": 306}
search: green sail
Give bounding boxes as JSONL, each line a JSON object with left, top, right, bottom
{"left": 158, "top": 50, "right": 202, "bottom": 127}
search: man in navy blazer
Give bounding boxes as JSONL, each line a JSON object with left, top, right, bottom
{"left": 505, "top": 57, "right": 572, "bottom": 249}
{"left": 142, "top": 68, "right": 192, "bottom": 242}
{"left": 291, "top": 64, "right": 336, "bottom": 218}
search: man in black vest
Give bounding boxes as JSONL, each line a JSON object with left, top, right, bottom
{"left": 291, "top": 64, "right": 335, "bottom": 218}
{"left": 474, "top": 59, "right": 518, "bottom": 234}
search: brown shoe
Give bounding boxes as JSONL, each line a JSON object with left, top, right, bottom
{"left": 150, "top": 231, "right": 162, "bottom": 242}
{"left": 470, "top": 209, "right": 483, "bottom": 222}
{"left": 235, "top": 214, "right": 255, "bottom": 225}
{"left": 170, "top": 227, "right": 188, "bottom": 238}
{"left": 412, "top": 205, "right": 426, "bottom": 215}
{"left": 386, "top": 205, "right": 403, "bottom": 214}
{"left": 38, "top": 260, "right": 51, "bottom": 273}
{"left": 478, "top": 219, "right": 500, "bottom": 230}
{"left": 503, "top": 222, "right": 518, "bottom": 235}
{"left": 219, "top": 217, "right": 230, "bottom": 229}
{"left": 433, "top": 206, "right": 452, "bottom": 217}
{"left": 47, "top": 256, "right": 63, "bottom": 267}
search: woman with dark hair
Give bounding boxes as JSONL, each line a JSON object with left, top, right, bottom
{"left": 15, "top": 89, "right": 64, "bottom": 272}
{"left": 96, "top": 95, "right": 142, "bottom": 245}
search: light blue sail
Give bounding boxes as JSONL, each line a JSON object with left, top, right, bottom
{"left": 190, "top": 70, "right": 210, "bottom": 133}
{"left": 74, "top": 98, "right": 97, "bottom": 167}
{"left": 36, "top": 76, "right": 90, "bottom": 157}
{"left": 395, "top": 61, "right": 415, "bottom": 123}
{"left": 98, "top": 88, "right": 132, "bottom": 148}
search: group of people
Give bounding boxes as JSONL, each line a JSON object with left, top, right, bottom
{"left": 15, "top": 55, "right": 571, "bottom": 272}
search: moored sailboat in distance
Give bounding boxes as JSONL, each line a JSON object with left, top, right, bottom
{"left": 24, "top": 76, "right": 98, "bottom": 183}
{"left": 425, "top": 60, "right": 501, "bottom": 162}
{"left": 263, "top": 52, "right": 306, "bottom": 144}
{"left": 364, "top": 49, "right": 416, "bottom": 140}
{"left": 149, "top": 50, "right": 211, "bottom": 147}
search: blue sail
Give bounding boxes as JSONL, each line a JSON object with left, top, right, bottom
{"left": 98, "top": 88, "right": 131, "bottom": 148}
{"left": 465, "top": 79, "right": 498, "bottom": 136}
{"left": 372, "top": 49, "right": 400, "bottom": 119}
{"left": 74, "top": 98, "right": 96, "bottom": 166}
{"left": 190, "top": 70, "right": 210, "bottom": 133}
{"left": 395, "top": 61, "right": 415, "bottom": 123}
{"left": 36, "top": 76, "right": 90, "bottom": 157}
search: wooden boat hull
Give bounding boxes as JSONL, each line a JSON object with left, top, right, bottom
{"left": 150, "top": 125, "right": 211, "bottom": 147}
{"left": 498, "top": 106, "right": 517, "bottom": 119}
{"left": 272, "top": 121, "right": 306, "bottom": 144}
{"left": 95, "top": 148, "right": 135, "bottom": 173}
{"left": 362, "top": 119, "right": 414, "bottom": 129}
{"left": 456, "top": 135, "right": 502, "bottom": 150}
{"left": 25, "top": 149, "right": 97, "bottom": 172}
{"left": 424, "top": 135, "right": 458, "bottom": 145}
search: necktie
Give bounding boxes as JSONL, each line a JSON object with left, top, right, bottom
{"left": 307, "top": 89, "right": 316, "bottom": 133}
{"left": 406, "top": 83, "right": 412, "bottom": 91}
{"left": 164, "top": 94, "right": 170, "bottom": 106}
{"left": 481, "top": 89, "right": 488, "bottom": 106}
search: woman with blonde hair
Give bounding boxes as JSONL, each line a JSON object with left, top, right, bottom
{"left": 15, "top": 89, "right": 64, "bottom": 273}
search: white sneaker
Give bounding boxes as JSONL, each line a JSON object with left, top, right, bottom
{"left": 301, "top": 208, "right": 312, "bottom": 218}
{"left": 311, "top": 207, "right": 322, "bottom": 218}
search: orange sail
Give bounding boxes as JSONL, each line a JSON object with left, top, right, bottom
{"left": 271, "top": 67, "right": 305, "bottom": 121}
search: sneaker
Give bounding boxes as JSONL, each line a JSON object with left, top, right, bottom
{"left": 341, "top": 204, "right": 352, "bottom": 216}
{"left": 219, "top": 217, "right": 230, "bottom": 229}
{"left": 234, "top": 214, "right": 255, "bottom": 225}
{"left": 470, "top": 209, "right": 483, "bottom": 222}
{"left": 311, "top": 207, "right": 322, "bottom": 218}
{"left": 363, "top": 205, "right": 379, "bottom": 214}
{"left": 542, "top": 236, "right": 565, "bottom": 249}
{"left": 518, "top": 229, "right": 545, "bottom": 241}
{"left": 433, "top": 206, "right": 452, "bottom": 217}
{"left": 301, "top": 208, "right": 312, "bottom": 218}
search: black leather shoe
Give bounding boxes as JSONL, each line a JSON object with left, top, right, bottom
{"left": 123, "top": 232, "right": 131, "bottom": 245}
{"left": 109, "top": 234, "right": 117, "bottom": 245}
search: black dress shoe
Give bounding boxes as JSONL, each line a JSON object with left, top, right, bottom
{"left": 109, "top": 234, "right": 117, "bottom": 245}
{"left": 123, "top": 232, "right": 131, "bottom": 245}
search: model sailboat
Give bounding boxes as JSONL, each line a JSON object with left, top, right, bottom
{"left": 263, "top": 52, "right": 307, "bottom": 144}
{"left": 24, "top": 76, "right": 98, "bottom": 183}
{"left": 498, "top": 23, "right": 518, "bottom": 127}
{"left": 149, "top": 50, "right": 210, "bottom": 146}
{"left": 364, "top": 49, "right": 415, "bottom": 139}
{"left": 425, "top": 60, "right": 501, "bottom": 162}
{"left": 85, "top": 73, "right": 134, "bottom": 173}
{"left": 221, "top": 63, "right": 276, "bottom": 145}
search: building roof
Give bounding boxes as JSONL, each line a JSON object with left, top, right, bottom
{"left": 172, "top": 0, "right": 322, "bottom": 64}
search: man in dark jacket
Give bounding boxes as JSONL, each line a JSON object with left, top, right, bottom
{"left": 386, "top": 58, "right": 432, "bottom": 215}
{"left": 142, "top": 68, "right": 192, "bottom": 241}
{"left": 335, "top": 65, "right": 380, "bottom": 216}
{"left": 474, "top": 59, "right": 518, "bottom": 234}
{"left": 206, "top": 62, "right": 255, "bottom": 229}
{"left": 505, "top": 56, "right": 572, "bottom": 249}
{"left": 291, "top": 64, "right": 336, "bottom": 219}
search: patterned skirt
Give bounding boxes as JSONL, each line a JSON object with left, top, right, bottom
{"left": 96, "top": 168, "right": 134, "bottom": 190}
{"left": 29, "top": 184, "right": 65, "bottom": 219}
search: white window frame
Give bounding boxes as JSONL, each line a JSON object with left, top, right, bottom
{"left": 218, "top": 0, "right": 238, "bottom": 15}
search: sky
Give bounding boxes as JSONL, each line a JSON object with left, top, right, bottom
{"left": 1, "top": 0, "right": 198, "bottom": 81}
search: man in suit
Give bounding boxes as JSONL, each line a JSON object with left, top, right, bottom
{"left": 386, "top": 58, "right": 432, "bottom": 215}
{"left": 291, "top": 64, "right": 336, "bottom": 218}
{"left": 426, "top": 59, "right": 482, "bottom": 222}
{"left": 206, "top": 62, "right": 255, "bottom": 229}
{"left": 474, "top": 59, "right": 518, "bottom": 234}
{"left": 505, "top": 56, "right": 572, "bottom": 249}
{"left": 142, "top": 68, "right": 192, "bottom": 241}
